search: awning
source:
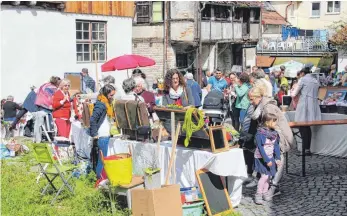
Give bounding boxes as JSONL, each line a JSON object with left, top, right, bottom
{"left": 256, "top": 56, "right": 275, "bottom": 67}
{"left": 273, "top": 57, "right": 321, "bottom": 67}
{"left": 273, "top": 57, "right": 334, "bottom": 68}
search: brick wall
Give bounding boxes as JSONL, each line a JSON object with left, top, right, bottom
{"left": 132, "top": 42, "right": 177, "bottom": 88}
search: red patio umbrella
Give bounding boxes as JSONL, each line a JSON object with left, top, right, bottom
{"left": 101, "top": 54, "right": 156, "bottom": 72}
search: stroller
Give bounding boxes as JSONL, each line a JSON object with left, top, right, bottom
{"left": 202, "top": 90, "right": 229, "bottom": 125}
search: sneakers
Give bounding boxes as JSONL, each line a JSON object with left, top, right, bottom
{"left": 254, "top": 193, "right": 263, "bottom": 205}
{"left": 243, "top": 175, "right": 253, "bottom": 184}
{"left": 263, "top": 185, "right": 281, "bottom": 201}
{"left": 245, "top": 178, "right": 258, "bottom": 188}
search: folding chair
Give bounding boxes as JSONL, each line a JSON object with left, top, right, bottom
{"left": 32, "top": 143, "right": 76, "bottom": 205}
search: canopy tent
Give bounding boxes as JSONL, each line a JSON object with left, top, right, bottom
{"left": 269, "top": 60, "right": 304, "bottom": 78}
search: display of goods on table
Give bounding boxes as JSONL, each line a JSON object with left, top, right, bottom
{"left": 154, "top": 106, "right": 210, "bottom": 149}
{"left": 154, "top": 106, "right": 233, "bottom": 153}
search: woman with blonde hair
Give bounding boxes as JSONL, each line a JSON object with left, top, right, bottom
{"left": 52, "top": 79, "right": 72, "bottom": 138}
{"left": 241, "top": 85, "right": 293, "bottom": 199}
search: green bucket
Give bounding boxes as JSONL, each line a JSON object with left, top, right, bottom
{"left": 182, "top": 201, "right": 204, "bottom": 216}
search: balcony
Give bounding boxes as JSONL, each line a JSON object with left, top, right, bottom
{"left": 256, "top": 37, "right": 334, "bottom": 56}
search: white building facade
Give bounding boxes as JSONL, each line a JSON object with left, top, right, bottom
{"left": 1, "top": 3, "right": 133, "bottom": 101}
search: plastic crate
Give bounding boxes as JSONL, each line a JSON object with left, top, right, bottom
{"left": 337, "top": 106, "right": 347, "bottom": 115}
{"left": 320, "top": 105, "right": 337, "bottom": 113}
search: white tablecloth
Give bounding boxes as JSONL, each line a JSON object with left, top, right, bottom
{"left": 285, "top": 112, "right": 347, "bottom": 158}
{"left": 70, "top": 121, "right": 248, "bottom": 206}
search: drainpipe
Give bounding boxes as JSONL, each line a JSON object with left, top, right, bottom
{"left": 198, "top": 2, "right": 206, "bottom": 86}
{"left": 163, "top": 2, "right": 167, "bottom": 76}
{"left": 285, "top": 1, "right": 293, "bottom": 22}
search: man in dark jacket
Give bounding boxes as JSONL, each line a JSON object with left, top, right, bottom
{"left": 3, "top": 96, "right": 22, "bottom": 122}
{"left": 10, "top": 87, "right": 38, "bottom": 130}
{"left": 81, "top": 68, "right": 96, "bottom": 93}
{"left": 185, "top": 73, "right": 202, "bottom": 108}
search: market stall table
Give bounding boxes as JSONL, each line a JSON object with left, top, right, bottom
{"left": 285, "top": 111, "right": 347, "bottom": 177}
{"left": 70, "top": 121, "right": 248, "bottom": 207}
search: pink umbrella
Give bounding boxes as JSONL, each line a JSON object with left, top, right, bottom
{"left": 101, "top": 54, "right": 156, "bottom": 72}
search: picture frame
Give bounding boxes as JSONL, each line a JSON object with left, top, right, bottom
{"left": 195, "top": 169, "right": 233, "bottom": 216}
{"left": 208, "top": 125, "right": 229, "bottom": 153}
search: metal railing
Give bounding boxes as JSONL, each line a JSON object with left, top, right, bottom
{"left": 257, "top": 37, "right": 330, "bottom": 54}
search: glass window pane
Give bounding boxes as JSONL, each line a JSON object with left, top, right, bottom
{"left": 83, "top": 22, "right": 89, "bottom": 31}
{"left": 92, "top": 44, "right": 98, "bottom": 55}
{"left": 99, "top": 23, "right": 105, "bottom": 31}
{"left": 99, "top": 44, "right": 105, "bottom": 52}
{"left": 83, "top": 32, "right": 89, "bottom": 40}
{"left": 152, "top": 2, "right": 162, "bottom": 12}
{"left": 92, "top": 32, "right": 98, "bottom": 40}
{"left": 76, "top": 22, "right": 82, "bottom": 30}
{"left": 76, "top": 31, "right": 82, "bottom": 40}
{"left": 327, "top": 1, "right": 333, "bottom": 12}
{"left": 83, "top": 44, "right": 89, "bottom": 52}
{"left": 77, "top": 53, "right": 83, "bottom": 62}
{"left": 99, "top": 52, "right": 105, "bottom": 61}
{"left": 152, "top": 12, "right": 163, "bottom": 22}
{"left": 334, "top": 1, "right": 340, "bottom": 12}
{"left": 92, "top": 23, "right": 98, "bottom": 31}
{"left": 76, "top": 44, "right": 82, "bottom": 52}
{"left": 84, "top": 53, "right": 90, "bottom": 61}
{"left": 99, "top": 32, "right": 105, "bottom": 40}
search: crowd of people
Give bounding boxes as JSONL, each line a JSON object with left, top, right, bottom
{"left": 0, "top": 62, "right": 330, "bottom": 205}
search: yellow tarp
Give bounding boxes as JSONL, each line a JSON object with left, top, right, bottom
{"left": 273, "top": 56, "right": 334, "bottom": 68}
{"left": 273, "top": 57, "right": 321, "bottom": 67}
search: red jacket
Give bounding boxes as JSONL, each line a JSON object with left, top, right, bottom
{"left": 52, "top": 90, "right": 71, "bottom": 119}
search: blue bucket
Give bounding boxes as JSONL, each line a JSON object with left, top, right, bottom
{"left": 182, "top": 201, "right": 204, "bottom": 216}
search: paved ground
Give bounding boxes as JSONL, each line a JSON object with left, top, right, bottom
{"left": 235, "top": 150, "right": 347, "bottom": 216}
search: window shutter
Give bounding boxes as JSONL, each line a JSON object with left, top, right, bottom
{"left": 152, "top": 2, "right": 163, "bottom": 22}
{"left": 136, "top": 1, "right": 150, "bottom": 23}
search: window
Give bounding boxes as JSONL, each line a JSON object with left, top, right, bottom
{"left": 214, "top": 5, "right": 230, "bottom": 20}
{"left": 136, "top": 1, "right": 150, "bottom": 23}
{"left": 327, "top": 1, "right": 340, "bottom": 13}
{"left": 201, "top": 3, "right": 211, "bottom": 20}
{"left": 263, "top": 24, "right": 281, "bottom": 34}
{"left": 136, "top": 1, "right": 163, "bottom": 23}
{"left": 250, "top": 8, "right": 260, "bottom": 22}
{"left": 311, "top": 2, "right": 320, "bottom": 17}
{"left": 152, "top": 1, "right": 164, "bottom": 22}
{"left": 76, "top": 21, "right": 106, "bottom": 62}
{"left": 233, "top": 8, "right": 242, "bottom": 21}
{"left": 176, "top": 53, "right": 188, "bottom": 69}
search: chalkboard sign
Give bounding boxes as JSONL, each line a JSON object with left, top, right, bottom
{"left": 196, "top": 169, "right": 233, "bottom": 215}
{"left": 209, "top": 126, "right": 228, "bottom": 153}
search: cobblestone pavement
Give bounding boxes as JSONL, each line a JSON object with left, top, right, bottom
{"left": 236, "top": 150, "right": 347, "bottom": 216}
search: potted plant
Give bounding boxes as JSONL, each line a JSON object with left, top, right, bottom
{"left": 143, "top": 150, "right": 161, "bottom": 190}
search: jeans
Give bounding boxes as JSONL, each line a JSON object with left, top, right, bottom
{"left": 232, "top": 108, "right": 241, "bottom": 131}
{"left": 96, "top": 137, "right": 110, "bottom": 179}
{"left": 239, "top": 109, "right": 247, "bottom": 123}
{"left": 32, "top": 111, "right": 48, "bottom": 143}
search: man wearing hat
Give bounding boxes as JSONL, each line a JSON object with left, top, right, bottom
{"left": 81, "top": 68, "right": 96, "bottom": 93}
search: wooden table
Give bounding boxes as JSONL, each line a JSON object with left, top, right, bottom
{"left": 287, "top": 119, "right": 347, "bottom": 177}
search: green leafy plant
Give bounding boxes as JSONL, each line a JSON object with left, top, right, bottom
{"left": 1, "top": 142, "right": 129, "bottom": 216}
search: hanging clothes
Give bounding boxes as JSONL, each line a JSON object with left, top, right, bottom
{"left": 320, "top": 30, "right": 327, "bottom": 41}
{"left": 282, "top": 25, "right": 289, "bottom": 41}
{"left": 306, "top": 30, "right": 313, "bottom": 36}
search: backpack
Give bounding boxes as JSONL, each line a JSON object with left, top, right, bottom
{"left": 203, "top": 90, "right": 224, "bottom": 110}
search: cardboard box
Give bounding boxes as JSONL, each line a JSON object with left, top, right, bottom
{"left": 131, "top": 184, "right": 183, "bottom": 216}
